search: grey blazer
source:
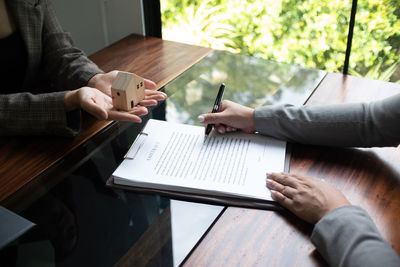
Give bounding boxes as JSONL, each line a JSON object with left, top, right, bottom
{"left": 0, "top": 0, "right": 103, "bottom": 136}
{"left": 255, "top": 93, "right": 400, "bottom": 266}
{"left": 255, "top": 93, "right": 400, "bottom": 147}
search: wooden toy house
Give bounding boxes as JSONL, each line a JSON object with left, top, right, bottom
{"left": 111, "top": 71, "right": 145, "bottom": 111}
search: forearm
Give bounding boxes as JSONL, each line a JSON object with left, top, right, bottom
{"left": 41, "top": 0, "right": 103, "bottom": 90}
{"left": 311, "top": 206, "right": 400, "bottom": 267}
{"left": 0, "top": 92, "right": 80, "bottom": 136}
{"left": 254, "top": 94, "right": 400, "bottom": 147}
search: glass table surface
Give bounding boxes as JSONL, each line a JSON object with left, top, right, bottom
{"left": 164, "top": 50, "right": 326, "bottom": 126}
{"left": 0, "top": 50, "right": 325, "bottom": 267}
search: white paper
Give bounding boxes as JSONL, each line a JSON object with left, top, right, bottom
{"left": 113, "top": 119, "right": 286, "bottom": 201}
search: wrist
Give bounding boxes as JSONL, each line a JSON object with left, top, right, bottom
{"left": 87, "top": 73, "right": 103, "bottom": 88}
{"left": 64, "top": 90, "right": 80, "bottom": 111}
{"left": 245, "top": 107, "right": 256, "bottom": 133}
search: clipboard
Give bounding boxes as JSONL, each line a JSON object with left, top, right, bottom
{"left": 106, "top": 132, "right": 291, "bottom": 211}
{"left": 106, "top": 176, "right": 282, "bottom": 210}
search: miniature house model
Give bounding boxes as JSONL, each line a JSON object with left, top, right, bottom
{"left": 111, "top": 71, "right": 145, "bottom": 111}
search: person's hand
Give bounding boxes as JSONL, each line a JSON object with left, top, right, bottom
{"left": 266, "top": 172, "right": 351, "bottom": 224}
{"left": 87, "top": 71, "right": 166, "bottom": 105}
{"left": 197, "top": 100, "right": 255, "bottom": 134}
{"left": 88, "top": 70, "right": 159, "bottom": 96}
{"left": 140, "top": 88, "right": 167, "bottom": 105}
{"left": 87, "top": 71, "right": 119, "bottom": 96}
{"left": 65, "top": 87, "right": 150, "bottom": 122}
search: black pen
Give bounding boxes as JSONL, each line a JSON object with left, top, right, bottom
{"left": 205, "top": 83, "right": 226, "bottom": 135}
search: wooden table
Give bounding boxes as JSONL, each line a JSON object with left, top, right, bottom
{"left": 1, "top": 34, "right": 399, "bottom": 266}
{"left": 183, "top": 73, "right": 400, "bottom": 266}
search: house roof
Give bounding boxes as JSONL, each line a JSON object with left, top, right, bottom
{"left": 112, "top": 71, "right": 144, "bottom": 91}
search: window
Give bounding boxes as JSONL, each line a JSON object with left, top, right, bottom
{"left": 349, "top": 0, "right": 400, "bottom": 82}
{"left": 159, "top": 0, "right": 399, "bottom": 82}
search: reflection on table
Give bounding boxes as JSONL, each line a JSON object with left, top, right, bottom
{"left": 0, "top": 40, "right": 329, "bottom": 266}
{"left": 164, "top": 50, "right": 326, "bottom": 126}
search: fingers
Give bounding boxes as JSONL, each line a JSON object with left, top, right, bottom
{"left": 139, "top": 99, "right": 158, "bottom": 107}
{"left": 139, "top": 90, "right": 167, "bottom": 107}
{"left": 213, "top": 125, "right": 237, "bottom": 134}
{"left": 144, "top": 79, "right": 157, "bottom": 90}
{"left": 270, "top": 190, "right": 294, "bottom": 207}
{"left": 266, "top": 172, "right": 352, "bottom": 224}
{"left": 108, "top": 106, "right": 148, "bottom": 122}
{"left": 267, "top": 174, "right": 303, "bottom": 218}
{"left": 267, "top": 172, "right": 299, "bottom": 188}
{"left": 215, "top": 124, "right": 226, "bottom": 134}
{"left": 144, "top": 89, "right": 167, "bottom": 100}
{"left": 197, "top": 100, "right": 249, "bottom": 133}
{"left": 266, "top": 179, "right": 297, "bottom": 198}
{"left": 107, "top": 111, "right": 145, "bottom": 122}
{"left": 111, "top": 113, "right": 142, "bottom": 122}
{"left": 198, "top": 100, "right": 230, "bottom": 124}
{"left": 197, "top": 112, "right": 225, "bottom": 125}
{"left": 129, "top": 106, "right": 149, "bottom": 116}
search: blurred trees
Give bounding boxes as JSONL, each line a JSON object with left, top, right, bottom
{"left": 161, "top": 0, "right": 400, "bottom": 82}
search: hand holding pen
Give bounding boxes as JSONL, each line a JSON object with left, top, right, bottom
{"left": 197, "top": 88, "right": 256, "bottom": 134}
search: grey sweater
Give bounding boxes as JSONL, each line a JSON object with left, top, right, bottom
{"left": 255, "top": 93, "right": 400, "bottom": 266}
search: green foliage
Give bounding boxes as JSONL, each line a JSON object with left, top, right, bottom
{"left": 161, "top": 0, "right": 400, "bottom": 82}
{"left": 349, "top": 61, "right": 400, "bottom": 83}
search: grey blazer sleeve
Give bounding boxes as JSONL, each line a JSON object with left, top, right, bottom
{"left": 311, "top": 206, "right": 400, "bottom": 267}
{"left": 40, "top": 0, "right": 103, "bottom": 90}
{"left": 254, "top": 93, "right": 400, "bottom": 147}
{"left": 0, "top": 0, "right": 103, "bottom": 136}
{"left": 0, "top": 92, "right": 80, "bottom": 136}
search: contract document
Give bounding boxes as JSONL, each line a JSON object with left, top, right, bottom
{"left": 112, "top": 119, "right": 287, "bottom": 202}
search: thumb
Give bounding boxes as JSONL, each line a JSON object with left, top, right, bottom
{"left": 198, "top": 112, "right": 225, "bottom": 125}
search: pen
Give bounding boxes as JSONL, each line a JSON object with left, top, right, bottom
{"left": 205, "top": 83, "right": 226, "bottom": 135}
